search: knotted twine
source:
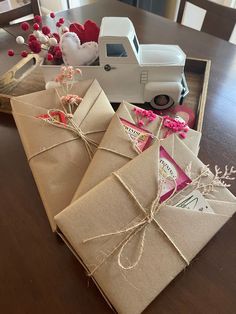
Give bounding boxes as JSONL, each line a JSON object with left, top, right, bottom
{"left": 83, "top": 167, "right": 190, "bottom": 277}
{"left": 13, "top": 88, "right": 106, "bottom": 161}
{"left": 45, "top": 108, "right": 98, "bottom": 160}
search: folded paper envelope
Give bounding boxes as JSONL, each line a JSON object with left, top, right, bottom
{"left": 11, "top": 79, "right": 114, "bottom": 230}
{"left": 55, "top": 135, "right": 235, "bottom": 314}
{"left": 73, "top": 101, "right": 201, "bottom": 199}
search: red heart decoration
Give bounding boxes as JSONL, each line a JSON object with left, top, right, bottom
{"left": 84, "top": 20, "right": 100, "bottom": 43}
{"left": 69, "top": 23, "right": 85, "bottom": 43}
{"left": 69, "top": 19, "right": 100, "bottom": 44}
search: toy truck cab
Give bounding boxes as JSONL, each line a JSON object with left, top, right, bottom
{"left": 96, "top": 17, "right": 188, "bottom": 109}
{"left": 42, "top": 17, "right": 188, "bottom": 109}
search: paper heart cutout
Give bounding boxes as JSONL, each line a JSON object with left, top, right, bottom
{"left": 61, "top": 32, "right": 99, "bottom": 66}
{"left": 69, "top": 19, "right": 100, "bottom": 44}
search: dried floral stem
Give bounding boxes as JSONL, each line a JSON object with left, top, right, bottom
{"left": 194, "top": 165, "right": 236, "bottom": 196}
{"left": 183, "top": 164, "right": 235, "bottom": 198}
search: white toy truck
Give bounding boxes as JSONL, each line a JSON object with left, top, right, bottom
{"left": 42, "top": 17, "right": 188, "bottom": 110}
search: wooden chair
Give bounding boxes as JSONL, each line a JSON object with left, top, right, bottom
{"left": 0, "top": 0, "right": 41, "bottom": 26}
{"left": 177, "top": 0, "right": 236, "bottom": 43}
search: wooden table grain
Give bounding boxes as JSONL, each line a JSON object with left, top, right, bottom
{"left": 0, "top": 1, "right": 236, "bottom": 313}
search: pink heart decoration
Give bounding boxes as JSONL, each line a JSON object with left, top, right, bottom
{"left": 60, "top": 32, "right": 99, "bottom": 66}
{"left": 69, "top": 19, "right": 100, "bottom": 44}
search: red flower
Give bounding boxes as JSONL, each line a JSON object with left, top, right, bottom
{"left": 59, "top": 18, "right": 65, "bottom": 24}
{"left": 54, "top": 46, "right": 62, "bottom": 59}
{"left": 56, "top": 22, "right": 62, "bottom": 28}
{"left": 29, "top": 40, "right": 41, "bottom": 53}
{"left": 42, "top": 25, "right": 51, "bottom": 35}
{"left": 55, "top": 50, "right": 62, "bottom": 58}
{"left": 21, "top": 22, "right": 30, "bottom": 31}
{"left": 28, "top": 34, "right": 37, "bottom": 43}
{"left": 34, "top": 15, "right": 42, "bottom": 23}
{"left": 8, "top": 49, "right": 14, "bottom": 56}
{"left": 52, "top": 32, "right": 60, "bottom": 43}
{"left": 49, "top": 45, "right": 63, "bottom": 64}
{"left": 47, "top": 53, "right": 54, "bottom": 61}
{"left": 50, "top": 12, "right": 55, "bottom": 18}
{"left": 21, "top": 50, "right": 28, "bottom": 58}
{"left": 33, "top": 23, "right": 40, "bottom": 30}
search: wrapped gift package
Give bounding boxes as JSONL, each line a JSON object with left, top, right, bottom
{"left": 11, "top": 79, "right": 114, "bottom": 230}
{"left": 55, "top": 135, "right": 236, "bottom": 314}
{"left": 73, "top": 101, "right": 202, "bottom": 200}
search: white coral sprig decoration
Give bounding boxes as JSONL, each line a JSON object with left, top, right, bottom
{"left": 213, "top": 165, "right": 236, "bottom": 186}
{"left": 192, "top": 165, "right": 236, "bottom": 196}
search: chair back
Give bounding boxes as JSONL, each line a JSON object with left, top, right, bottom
{"left": 177, "top": 0, "right": 236, "bottom": 44}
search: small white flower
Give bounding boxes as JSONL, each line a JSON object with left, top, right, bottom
{"left": 33, "top": 30, "right": 41, "bottom": 38}
{"left": 39, "top": 35, "right": 48, "bottom": 44}
{"left": 48, "top": 37, "right": 58, "bottom": 46}
{"left": 16, "top": 36, "right": 25, "bottom": 44}
{"left": 62, "top": 26, "right": 69, "bottom": 33}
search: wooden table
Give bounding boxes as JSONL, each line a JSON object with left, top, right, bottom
{"left": 1, "top": 1, "right": 236, "bottom": 313}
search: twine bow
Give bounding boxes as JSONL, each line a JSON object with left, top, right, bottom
{"left": 44, "top": 109, "right": 98, "bottom": 160}
{"left": 83, "top": 171, "right": 190, "bottom": 276}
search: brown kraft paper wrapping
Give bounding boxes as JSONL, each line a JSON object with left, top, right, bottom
{"left": 55, "top": 135, "right": 236, "bottom": 314}
{"left": 11, "top": 79, "right": 114, "bottom": 231}
{"left": 73, "top": 100, "right": 201, "bottom": 200}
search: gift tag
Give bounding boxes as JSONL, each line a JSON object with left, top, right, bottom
{"left": 159, "top": 146, "right": 192, "bottom": 202}
{"left": 175, "top": 190, "right": 214, "bottom": 213}
{"left": 120, "top": 118, "right": 153, "bottom": 152}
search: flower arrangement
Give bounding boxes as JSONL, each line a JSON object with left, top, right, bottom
{"left": 55, "top": 66, "right": 83, "bottom": 113}
{"left": 6, "top": 13, "right": 100, "bottom": 66}
{"left": 132, "top": 108, "right": 157, "bottom": 127}
{"left": 162, "top": 115, "right": 189, "bottom": 139}
{"left": 185, "top": 163, "right": 236, "bottom": 196}
{"left": 37, "top": 66, "right": 83, "bottom": 126}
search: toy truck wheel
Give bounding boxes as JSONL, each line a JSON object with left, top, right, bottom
{"left": 150, "top": 95, "right": 174, "bottom": 110}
